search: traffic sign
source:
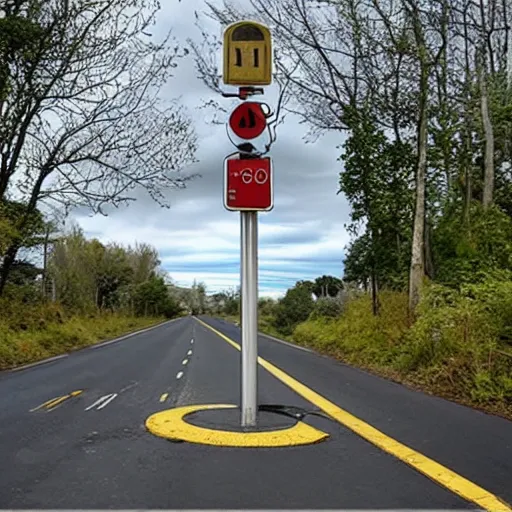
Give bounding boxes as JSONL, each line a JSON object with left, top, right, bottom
{"left": 224, "top": 156, "right": 273, "bottom": 211}
{"left": 229, "top": 102, "right": 267, "bottom": 140}
{"left": 223, "top": 20, "right": 272, "bottom": 86}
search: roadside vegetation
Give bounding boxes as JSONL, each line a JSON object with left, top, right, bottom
{"left": 0, "top": 223, "right": 192, "bottom": 369}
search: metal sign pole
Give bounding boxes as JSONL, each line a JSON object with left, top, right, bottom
{"left": 240, "top": 210, "right": 258, "bottom": 427}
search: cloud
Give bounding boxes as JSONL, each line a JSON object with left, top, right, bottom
{"left": 72, "top": 0, "right": 352, "bottom": 298}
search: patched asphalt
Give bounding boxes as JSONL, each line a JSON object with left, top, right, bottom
{"left": 0, "top": 315, "right": 509, "bottom": 508}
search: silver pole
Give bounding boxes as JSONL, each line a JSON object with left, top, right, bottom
{"left": 240, "top": 210, "right": 258, "bottom": 427}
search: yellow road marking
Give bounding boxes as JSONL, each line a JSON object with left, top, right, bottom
{"left": 30, "top": 390, "right": 83, "bottom": 412}
{"left": 146, "top": 403, "right": 329, "bottom": 447}
{"left": 196, "top": 318, "right": 511, "bottom": 511}
{"left": 160, "top": 393, "right": 169, "bottom": 403}
{"left": 30, "top": 396, "right": 66, "bottom": 412}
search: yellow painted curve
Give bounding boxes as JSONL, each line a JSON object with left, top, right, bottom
{"left": 145, "top": 403, "right": 329, "bottom": 447}
{"left": 196, "top": 318, "right": 511, "bottom": 512}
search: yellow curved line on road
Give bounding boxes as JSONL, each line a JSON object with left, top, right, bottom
{"left": 196, "top": 318, "right": 511, "bottom": 512}
{"left": 145, "top": 403, "right": 329, "bottom": 447}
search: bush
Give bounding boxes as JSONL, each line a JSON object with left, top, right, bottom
{"left": 273, "top": 284, "right": 314, "bottom": 336}
{"left": 310, "top": 296, "right": 345, "bottom": 320}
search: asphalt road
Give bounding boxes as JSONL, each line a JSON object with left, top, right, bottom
{"left": 0, "top": 315, "right": 510, "bottom": 509}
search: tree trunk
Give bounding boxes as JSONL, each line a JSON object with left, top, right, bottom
{"left": 406, "top": 0, "right": 430, "bottom": 316}
{"left": 424, "top": 218, "right": 435, "bottom": 280}
{"left": 371, "top": 269, "right": 380, "bottom": 316}
{"left": 0, "top": 243, "right": 18, "bottom": 293}
{"left": 0, "top": 172, "right": 9, "bottom": 201}
{"left": 409, "top": 59, "right": 428, "bottom": 316}
{"left": 462, "top": 6, "right": 473, "bottom": 224}
{"left": 42, "top": 226, "right": 50, "bottom": 297}
{"left": 480, "top": 55, "right": 495, "bottom": 208}
{"left": 463, "top": 124, "right": 473, "bottom": 224}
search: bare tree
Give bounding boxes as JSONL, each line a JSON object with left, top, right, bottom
{"left": 0, "top": 0, "right": 198, "bottom": 292}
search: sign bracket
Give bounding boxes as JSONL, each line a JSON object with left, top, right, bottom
{"left": 221, "top": 86, "right": 264, "bottom": 100}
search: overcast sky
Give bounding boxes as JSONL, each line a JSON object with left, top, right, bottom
{"left": 73, "top": 0, "right": 352, "bottom": 299}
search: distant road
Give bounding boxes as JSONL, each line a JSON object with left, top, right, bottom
{"left": 0, "top": 316, "right": 510, "bottom": 509}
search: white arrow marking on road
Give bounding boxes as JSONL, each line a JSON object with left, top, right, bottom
{"left": 97, "top": 393, "right": 117, "bottom": 410}
{"left": 85, "top": 393, "right": 117, "bottom": 411}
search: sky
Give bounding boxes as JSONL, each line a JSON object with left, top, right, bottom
{"left": 73, "top": 0, "right": 352, "bottom": 299}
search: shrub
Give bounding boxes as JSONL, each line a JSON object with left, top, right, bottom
{"left": 273, "top": 284, "right": 314, "bottom": 336}
{"left": 310, "top": 296, "right": 344, "bottom": 320}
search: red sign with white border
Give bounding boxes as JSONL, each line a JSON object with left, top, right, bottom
{"left": 224, "top": 156, "right": 273, "bottom": 211}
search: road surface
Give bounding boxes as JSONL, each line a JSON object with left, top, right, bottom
{"left": 0, "top": 316, "right": 510, "bottom": 509}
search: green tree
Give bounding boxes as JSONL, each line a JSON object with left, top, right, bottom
{"left": 274, "top": 282, "right": 315, "bottom": 336}
{"left": 96, "top": 244, "right": 134, "bottom": 310}
{"left": 133, "top": 275, "right": 181, "bottom": 318}
{"left": 49, "top": 226, "right": 98, "bottom": 312}
{"left": 340, "top": 107, "right": 414, "bottom": 313}
{"left": 312, "top": 275, "right": 343, "bottom": 298}
{"left": 127, "top": 243, "right": 161, "bottom": 285}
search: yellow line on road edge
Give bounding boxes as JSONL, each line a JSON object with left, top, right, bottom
{"left": 195, "top": 317, "right": 510, "bottom": 511}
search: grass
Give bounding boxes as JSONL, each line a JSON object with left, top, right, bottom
{"left": 0, "top": 300, "right": 166, "bottom": 370}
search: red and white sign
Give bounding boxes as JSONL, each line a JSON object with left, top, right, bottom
{"left": 229, "top": 102, "right": 267, "bottom": 140}
{"left": 224, "top": 156, "right": 273, "bottom": 211}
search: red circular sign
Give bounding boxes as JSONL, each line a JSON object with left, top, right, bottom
{"left": 229, "top": 102, "right": 267, "bottom": 140}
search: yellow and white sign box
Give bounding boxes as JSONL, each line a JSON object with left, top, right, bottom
{"left": 223, "top": 20, "right": 272, "bottom": 86}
